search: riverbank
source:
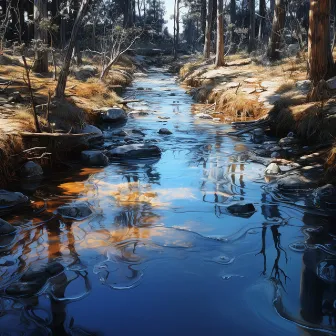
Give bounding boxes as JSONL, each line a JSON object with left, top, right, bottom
{"left": 176, "top": 53, "right": 336, "bottom": 184}
{"left": 0, "top": 51, "right": 140, "bottom": 186}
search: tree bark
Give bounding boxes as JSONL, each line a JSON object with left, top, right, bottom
{"left": 258, "top": 0, "right": 266, "bottom": 41}
{"left": 200, "top": 0, "right": 207, "bottom": 43}
{"left": 248, "top": 0, "right": 255, "bottom": 51}
{"left": 267, "top": 0, "right": 286, "bottom": 61}
{"left": 32, "top": 0, "right": 49, "bottom": 73}
{"left": 203, "top": 0, "right": 213, "bottom": 59}
{"left": 215, "top": 0, "right": 224, "bottom": 67}
{"left": 54, "top": 0, "right": 90, "bottom": 98}
{"left": 308, "top": 0, "right": 335, "bottom": 84}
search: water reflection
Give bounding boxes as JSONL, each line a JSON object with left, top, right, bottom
{"left": 0, "top": 68, "right": 335, "bottom": 335}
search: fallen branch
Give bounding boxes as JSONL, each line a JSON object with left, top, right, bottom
{"left": 119, "top": 99, "right": 143, "bottom": 104}
{"left": 27, "top": 152, "right": 52, "bottom": 160}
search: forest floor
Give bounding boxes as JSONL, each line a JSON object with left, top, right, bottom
{"left": 0, "top": 51, "right": 138, "bottom": 185}
{"left": 176, "top": 53, "right": 336, "bottom": 181}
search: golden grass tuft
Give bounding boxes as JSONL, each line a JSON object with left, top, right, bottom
{"left": 0, "top": 132, "right": 24, "bottom": 187}
{"left": 215, "top": 91, "right": 266, "bottom": 120}
{"left": 276, "top": 81, "right": 295, "bottom": 94}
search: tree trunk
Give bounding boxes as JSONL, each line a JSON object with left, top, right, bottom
{"left": 248, "top": 0, "right": 255, "bottom": 51}
{"left": 215, "top": 0, "right": 224, "bottom": 67}
{"left": 54, "top": 0, "right": 90, "bottom": 98}
{"left": 73, "top": 0, "right": 82, "bottom": 65}
{"left": 32, "top": 0, "right": 49, "bottom": 73}
{"left": 175, "top": 0, "right": 180, "bottom": 59}
{"left": 308, "top": 0, "right": 335, "bottom": 84}
{"left": 267, "top": 0, "right": 286, "bottom": 61}
{"left": 203, "top": 0, "right": 213, "bottom": 59}
{"left": 258, "top": 0, "right": 266, "bottom": 41}
{"left": 201, "top": 0, "right": 207, "bottom": 43}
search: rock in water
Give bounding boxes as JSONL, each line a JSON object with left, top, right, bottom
{"left": 99, "top": 107, "right": 127, "bottom": 123}
{"left": 108, "top": 144, "right": 161, "bottom": 159}
{"left": 0, "top": 219, "right": 15, "bottom": 235}
{"left": 0, "top": 190, "right": 29, "bottom": 215}
{"left": 20, "top": 161, "right": 43, "bottom": 178}
{"left": 277, "top": 174, "right": 317, "bottom": 191}
{"left": 158, "top": 128, "right": 172, "bottom": 135}
{"left": 226, "top": 203, "right": 256, "bottom": 218}
{"left": 313, "top": 184, "right": 336, "bottom": 209}
{"left": 82, "top": 125, "right": 103, "bottom": 145}
{"left": 5, "top": 261, "right": 65, "bottom": 297}
{"left": 265, "top": 163, "right": 281, "bottom": 175}
{"left": 251, "top": 128, "right": 265, "bottom": 144}
{"left": 57, "top": 202, "right": 93, "bottom": 220}
{"left": 81, "top": 150, "right": 109, "bottom": 167}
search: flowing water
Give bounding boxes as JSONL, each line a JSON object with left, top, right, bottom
{"left": 1, "top": 68, "right": 336, "bottom": 335}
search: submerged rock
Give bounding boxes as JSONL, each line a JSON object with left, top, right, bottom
{"left": 99, "top": 107, "right": 127, "bottom": 123}
{"left": 226, "top": 203, "right": 256, "bottom": 218}
{"left": 265, "top": 163, "right": 281, "bottom": 175}
{"left": 5, "top": 261, "right": 65, "bottom": 297}
{"left": 20, "top": 161, "right": 43, "bottom": 178}
{"left": 313, "top": 184, "right": 336, "bottom": 209}
{"left": 112, "top": 129, "right": 128, "bottom": 137}
{"left": 0, "top": 219, "right": 16, "bottom": 235}
{"left": 158, "top": 128, "right": 172, "bottom": 135}
{"left": 0, "top": 190, "right": 29, "bottom": 215}
{"left": 81, "top": 150, "right": 109, "bottom": 167}
{"left": 108, "top": 144, "right": 161, "bottom": 159}
{"left": 57, "top": 202, "right": 93, "bottom": 220}
{"left": 277, "top": 173, "right": 318, "bottom": 191}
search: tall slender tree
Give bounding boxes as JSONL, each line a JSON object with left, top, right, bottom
{"left": 32, "top": 0, "right": 48, "bottom": 73}
{"left": 248, "top": 0, "right": 256, "bottom": 51}
{"left": 268, "top": 0, "right": 286, "bottom": 60}
{"left": 308, "top": 0, "right": 334, "bottom": 85}
{"left": 215, "top": 0, "right": 224, "bottom": 67}
{"left": 203, "top": 0, "right": 213, "bottom": 59}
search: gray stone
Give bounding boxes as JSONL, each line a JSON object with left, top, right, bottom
{"left": 158, "top": 128, "right": 172, "bottom": 135}
{"left": 132, "top": 129, "right": 146, "bottom": 136}
{"left": 277, "top": 174, "right": 318, "bottom": 191}
{"left": 8, "top": 91, "right": 22, "bottom": 103}
{"left": 270, "top": 146, "right": 281, "bottom": 152}
{"left": 57, "top": 202, "right": 93, "bottom": 220}
{"left": 326, "top": 76, "right": 336, "bottom": 90}
{"left": 71, "top": 65, "right": 98, "bottom": 81}
{"left": 313, "top": 184, "right": 336, "bottom": 209}
{"left": 271, "top": 152, "right": 281, "bottom": 158}
{"left": 279, "top": 137, "right": 299, "bottom": 146}
{"left": 112, "top": 130, "right": 128, "bottom": 136}
{"left": 0, "top": 190, "right": 29, "bottom": 215}
{"left": 20, "top": 161, "right": 43, "bottom": 178}
{"left": 296, "top": 80, "right": 312, "bottom": 94}
{"left": 0, "top": 219, "right": 15, "bottom": 235}
{"left": 226, "top": 203, "right": 256, "bottom": 218}
{"left": 108, "top": 144, "right": 161, "bottom": 159}
{"left": 265, "top": 163, "right": 281, "bottom": 175}
{"left": 287, "top": 43, "right": 300, "bottom": 56}
{"left": 82, "top": 125, "right": 103, "bottom": 145}
{"left": 99, "top": 107, "right": 127, "bottom": 122}
{"left": 81, "top": 150, "right": 109, "bottom": 167}
{"left": 196, "top": 113, "right": 213, "bottom": 120}
{"left": 5, "top": 261, "right": 64, "bottom": 297}
{"left": 128, "top": 111, "right": 149, "bottom": 117}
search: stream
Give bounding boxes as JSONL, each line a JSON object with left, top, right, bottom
{"left": 1, "top": 68, "right": 336, "bottom": 335}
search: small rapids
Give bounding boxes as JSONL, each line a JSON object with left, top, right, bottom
{"left": 0, "top": 67, "right": 335, "bottom": 335}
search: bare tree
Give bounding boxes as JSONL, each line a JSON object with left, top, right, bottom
{"left": 32, "top": 0, "right": 49, "bottom": 73}
{"left": 203, "top": 0, "right": 213, "bottom": 59}
{"left": 248, "top": 0, "right": 256, "bottom": 51}
{"left": 55, "top": 0, "right": 90, "bottom": 98}
{"left": 268, "top": 0, "right": 286, "bottom": 60}
{"left": 215, "top": 0, "right": 224, "bottom": 67}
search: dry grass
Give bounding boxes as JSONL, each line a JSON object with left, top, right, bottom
{"left": 276, "top": 81, "right": 295, "bottom": 94}
{"left": 0, "top": 131, "right": 24, "bottom": 187}
{"left": 215, "top": 91, "right": 266, "bottom": 120}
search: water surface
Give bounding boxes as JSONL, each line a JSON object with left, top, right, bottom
{"left": 1, "top": 68, "right": 336, "bottom": 336}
